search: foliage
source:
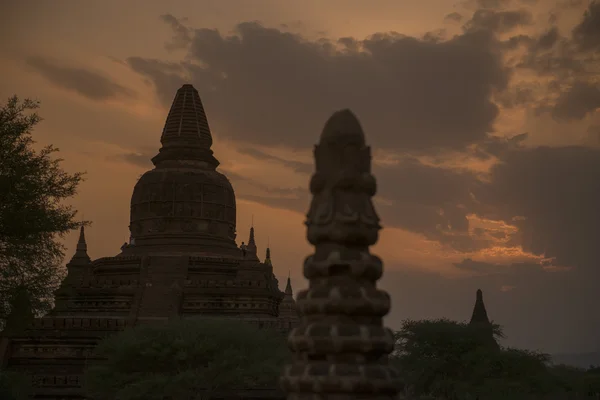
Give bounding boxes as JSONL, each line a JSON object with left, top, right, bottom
{"left": 0, "top": 370, "right": 32, "bottom": 400}
{"left": 391, "top": 318, "right": 563, "bottom": 399}
{"left": 84, "top": 318, "right": 291, "bottom": 400}
{"left": 0, "top": 95, "right": 87, "bottom": 329}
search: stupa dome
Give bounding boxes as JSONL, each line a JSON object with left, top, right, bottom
{"left": 128, "top": 84, "right": 238, "bottom": 255}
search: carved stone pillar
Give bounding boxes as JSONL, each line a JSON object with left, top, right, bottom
{"left": 280, "top": 110, "right": 400, "bottom": 399}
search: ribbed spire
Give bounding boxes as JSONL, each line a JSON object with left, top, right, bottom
{"left": 69, "top": 225, "right": 90, "bottom": 264}
{"left": 151, "top": 84, "right": 219, "bottom": 168}
{"left": 470, "top": 289, "right": 490, "bottom": 324}
{"left": 265, "top": 247, "right": 272, "bottom": 266}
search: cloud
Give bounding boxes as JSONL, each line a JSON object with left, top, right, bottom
{"left": 474, "top": 145, "right": 600, "bottom": 273}
{"left": 551, "top": 81, "right": 600, "bottom": 121}
{"left": 126, "top": 58, "right": 187, "bottom": 105}
{"left": 464, "top": 8, "right": 533, "bottom": 33}
{"left": 26, "top": 56, "right": 135, "bottom": 101}
{"left": 127, "top": 16, "right": 509, "bottom": 151}
{"left": 475, "top": 0, "right": 512, "bottom": 9}
{"left": 444, "top": 12, "right": 464, "bottom": 23}
{"left": 112, "top": 152, "right": 154, "bottom": 169}
{"left": 572, "top": 0, "right": 600, "bottom": 51}
{"left": 160, "top": 13, "right": 192, "bottom": 51}
{"left": 121, "top": 3, "right": 600, "bottom": 279}
{"left": 236, "top": 147, "right": 312, "bottom": 174}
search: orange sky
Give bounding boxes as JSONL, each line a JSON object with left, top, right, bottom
{"left": 1, "top": 0, "right": 599, "bottom": 355}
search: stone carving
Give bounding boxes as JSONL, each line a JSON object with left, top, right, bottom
{"left": 32, "top": 374, "right": 82, "bottom": 387}
{"left": 280, "top": 110, "right": 400, "bottom": 399}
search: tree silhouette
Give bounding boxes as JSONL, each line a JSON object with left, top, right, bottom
{"left": 84, "top": 318, "right": 290, "bottom": 400}
{"left": 0, "top": 95, "right": 87, "bottom": 328}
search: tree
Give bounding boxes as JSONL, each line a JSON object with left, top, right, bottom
{"left": 0, "top": 95, "right": 87, "bottom": 329}
{"left": 0, "top": 370, "right": 32, "bottom": 400}
{"left": 392, "top": 318, "right": 557, "bottom": 398}
{"left": 84, "top": 318, "right": 291, "bottom": 400}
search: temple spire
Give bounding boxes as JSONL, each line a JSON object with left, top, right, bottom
{"left": 284, "top": 275, "right": 293, "bottom": 296}
{"left": 470, "top": 289, "right": 490, "bottom": 325}
{"left": 69, "top": 225, "right": 90, "bottom": 264}
{"left": 244, "top": 225, "right": 259, "bottom": 261}
{"left": 265, "top": 247, "right": 272, "bottom": 266}
{"left": 248, "top": 226, "right": 256, "bottom": 247}
{"left": 151, "top": 84, "right": 219, "bottom": 168}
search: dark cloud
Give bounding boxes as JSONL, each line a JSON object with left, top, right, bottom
{"left": 464, "top": 8, "right": 533, "bottom": 33}
{"left": 453, "top": 258, "right": 545, "bottom": 274}
{"left": 510, "top": 2, "right": 600, "bottom": 125}
{"left": 127, "top": 19, "right": 508, "bottom": 151}
{"left": 572, "top": 0, "right": 600, "bottom": 51}
{"left": 475, "top": 0, "right": 512, "bottom": 9}
{"left": 217, "top": 136, "right": 600, "bottom": 279}
{"left": 236, "top": 148, "right": 312, "bottom": 174}
{"left": 160, "top": 13, "right": 192, "bottom": 51}
{"left": 534, "top": 27, "right": 560, "bottom": 51}
{"left": 557, "top": 0, "right": 585, "bottom": 10}
{"left": 474, "top": 146, "right": 600, "bottom": 273}
{"left": 26, "top": 56, "right": 134, "bottom": 101}
{"left": 121, "top": 4, "right": 600, "bottom": 289}
{"left": 126, "top": 58, "right": 187, "bottom": 105}
{"left": 374, "top": 160, "right": 483, "bottom": 252}
{"left": 551, "top": 81, "right": 600, "bottom": 121}
{"left": 444, "top": 12, "right": 464, "bottom": 23}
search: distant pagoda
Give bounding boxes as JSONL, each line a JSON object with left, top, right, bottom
{"left": 469, "top": 289, "right": 499, "bottom": 349}
{"left": 0, "top": 84, "right": 300, "bottom": 399}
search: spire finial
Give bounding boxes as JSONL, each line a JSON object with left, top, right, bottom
{"left": 248, "top": 225, "right": 256, "bottom": 247}
{"left": 245, "top": 224, "right": 259, "bottom": 261}
{"left": 470, "top": 288, "right": 490, "bottom": 325}
{"left": 70, "top": 224, "right": 90, "bottom": 264}
{"left": 151, "top": 84, "right": 219, "bottom": 168}
{"left": 285, "top": 275, "right": 292, "bottom": 295}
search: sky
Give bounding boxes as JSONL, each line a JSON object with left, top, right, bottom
{"left": 1, "top": 0, "right": 599, "bottom": 354}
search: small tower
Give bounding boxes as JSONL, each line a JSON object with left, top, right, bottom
{"left": 470, "top": 289, "right": 490, "bottom": 325}
{"left": 65, "top": 226, "right": 91, "bottom": 285}
{"left": 278, "top": 274, "right": 300, "bottom": 332}
{"left": 52, "top": 225, "right": 92, "bottom": 314}
{"left": 244, "top": 224, "right": 259, "bottom": 261}
{"left": 280, "top": 110, "right": 400, "bottom": 398}
{"left": 469, "top": 289, "right": 499, "bottom": 349}
{"left": 71, "top": 225, "right": 91, "bottom": 265}
{"left": 264, "top": 247, "right": 272, "bottom": 266}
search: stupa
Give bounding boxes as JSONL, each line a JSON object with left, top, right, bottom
{"left": 0, "top": 84, "right": 300, "bottom": 399}
{"left": 469, "top": 288, "right": 499, "bottom": 349}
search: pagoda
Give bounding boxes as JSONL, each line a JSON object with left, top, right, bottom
{"left": 0, "top": 84, "right": 300, "bottom": 399}
{"left": 469, "top": 288, "right": 499, "bottom": 349}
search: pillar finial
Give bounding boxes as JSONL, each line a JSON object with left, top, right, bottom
{"left": 280, "top": 109, "right": 400, "bottom": 398}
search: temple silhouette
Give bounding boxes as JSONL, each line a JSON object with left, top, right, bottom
{"left": 0, "top": 84, "right": 300, "bottom": 399}
{"left": 469, "top": 288, "right": 499, "bottom": 349}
